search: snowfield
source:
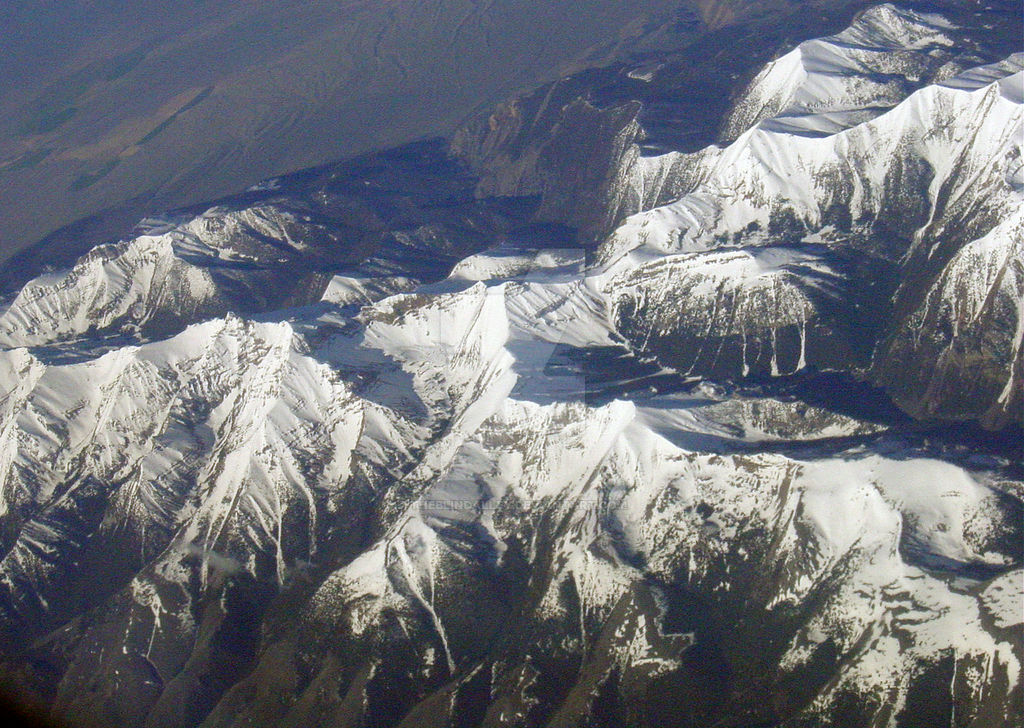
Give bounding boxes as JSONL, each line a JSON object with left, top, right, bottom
{"left": 0, "top": 4, "right": 1019, "bottom": 727}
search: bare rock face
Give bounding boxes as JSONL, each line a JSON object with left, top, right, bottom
{"left": 874, "top": 215, "right": 1024, "bottom": 428}
{"left": 0, "top": 143, "right": 537, "bottom": 350}
{"left": 451, "top": 91, "right": 647, "bottom": 243}
{"left": 601, "top": 12, "right": 1020, "bottom": 429}
{"left": 446, "top": 0, "right": 824, "bottom": 243}
{"left": 610, "top": 247, "right": 853, "bottom": 378}
{"left": 0, "top": 4, "right": 1021, "bottom": 728}
{"left": 450, "top": 3, "right": 1024, "bottom": 430}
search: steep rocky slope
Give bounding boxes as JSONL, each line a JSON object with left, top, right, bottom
{"left": 451, "top": 2, "right": 1022, "bottom": 427}
{"left": 0, "top": 3, "right": 1019, "bottom": 727}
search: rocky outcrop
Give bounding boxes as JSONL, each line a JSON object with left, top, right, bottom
{"left": 594, "top": 21, "right": 1023, "bottom": 428}
{"left": 451, "top": 90, "right": 647, "bottom": 243}
{"left": 610, "top": 247, "right": 852, "bottom": 377}
{"left": 0, "top": 142, "right": 538, "bottom": 350}
{"left": 874, "top": 214, "right": 1024, "bottom": 427}
{"left": 0, "top": 5, "right": 1020, "bottom": 728}
{"left": 448, "top": 5, "right": 1024, "bottom": 430}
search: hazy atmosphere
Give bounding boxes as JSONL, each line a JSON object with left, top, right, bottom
{"left": 0, "top": 2, "right": 1020, "bottom": 727}
{"left": 0, "top": 0, "right": 688, "bottom": 262}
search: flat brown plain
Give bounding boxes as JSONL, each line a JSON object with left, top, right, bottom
{"left": 0, "top": 0, "right": 691, "bottom": 261}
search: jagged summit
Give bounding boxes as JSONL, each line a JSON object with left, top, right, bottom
{"left": 0, "top": 4, "right": 1020, "bottom": 727}
{"left": 721, "top": 3, "right": 966, "bottom": 138}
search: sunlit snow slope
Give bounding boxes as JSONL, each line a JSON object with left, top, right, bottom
{"left": 0, "top": 4, "right": 1019, "bottom": 728}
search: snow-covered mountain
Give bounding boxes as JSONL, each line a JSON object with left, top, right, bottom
{"left": 0, "top": 3, "right": 1019, "bottom": 727}
{"left": 598, "top": 40, "right": 1023, "bottom": 425}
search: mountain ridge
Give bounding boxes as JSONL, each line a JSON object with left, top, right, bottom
{"left": 0, "top": 3, "right": 1020, "bottom": 726}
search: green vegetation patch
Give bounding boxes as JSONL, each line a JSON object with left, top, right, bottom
{"left": 18, "top": 106, "right": 78, "bottom": 136}
{"left": 180, "top": 85, "right": 215, "bottom": 114}
{"left": 139, "top": 86, "right": 214, "bottom": 145}
{"left": 69, "top": 160, "right": 119, "bottom": 191}
{"left": 102, "top": 47, "right": 148, "bottom": 82}
{"left": 139, "top": 115, "right": 178, "bottom": 145}
{"left": 4, "top": 148, "right": 52, "bottom": 171}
